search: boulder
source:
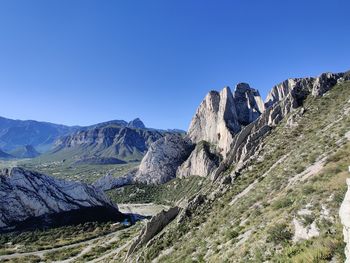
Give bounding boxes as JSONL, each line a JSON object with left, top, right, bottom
{"left": 134, "top": 134, "right": 193, "bottom": 184}
{"left": 127, "top": 207, "right": 180, "bottom": 256}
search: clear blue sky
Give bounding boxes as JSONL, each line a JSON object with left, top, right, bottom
{"left": 0, "top": 0, "right": 349, "bottom": 130}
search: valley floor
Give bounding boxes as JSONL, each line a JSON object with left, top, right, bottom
{"left": 0, "top": 204, "right": 167, "bottom": 263}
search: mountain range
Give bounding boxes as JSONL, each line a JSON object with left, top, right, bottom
{"left": 0, "top": 116, "right": 184, "bottom": 162}
{"left": 1, "top": 70, "right": 350, "bottom": 262}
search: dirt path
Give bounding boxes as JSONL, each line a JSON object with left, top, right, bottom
{"left": 0, "top": 231, "right": 118, "bottom": 261}
{"left": 0, "top": 203, "right": 165, "bottom": 262}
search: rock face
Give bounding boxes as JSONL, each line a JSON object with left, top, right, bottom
{"left": 265, "top": 72, "right": 348, "bottom": 109}
{"left": 214, "top": 72, "right": 349, "bottom": 177}
{"left": 127, "top": 207, "right": 180, "bottom": 256}
{"left": 339, "top": 178, "right": 350, "bottom": 263}
{"left": 177, "top": 141, "right": 221, "bottom": 179}
{"left": 134, "top": 134, "right": 193, "bottom": 184}
{"left": 292, "top": 218, "right": 319, "bottom": 242}
{"left": 53, "top": 126, "right": 163, "bottom": 161}
{"left": 234, "top": 83, "right": 265, "bottom": 125}
{"left": 187, "top": 87, "right": 240, "bottom": 157}
{"left": 127, "top": 118, "right": 146, "bottom": 129}
{"left": 93, "top": 168, "right": 137, "bottom": 191}
{"left": 187, "top": 84, "right": 265, "bottom": 158}
{"left": 0, "top": 167, "right": 124, "bottom": 232}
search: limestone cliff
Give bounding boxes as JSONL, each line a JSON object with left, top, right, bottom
{"left": 176, "top": 141, "right": 221, "bottom": 179}
{"left": 234, "top": 83, "right": 265, "bottom": 125}
{"left": 134, "top": 134, "right": 193, "bottom": 184}
{"left": 187, "top": 87, "right": 240, "bottom": 157}
{"left": 0, "top": 167, "right": 124, "bottom": 232}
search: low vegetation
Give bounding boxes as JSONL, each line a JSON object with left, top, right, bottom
{"left": 0, "top": 222, "right": 122, "bottom": 255}
{"left": 133, "top": 81, "right": 350, "bottom": 262}
{"left": 107, "top": 175, "right": 209, "bottom": 205}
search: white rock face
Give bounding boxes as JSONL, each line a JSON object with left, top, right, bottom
{"left": 340, "top": 178, "right": 350, "bottom": 263}
{"left": 312, "top": 72, "right": 342, "bottom": 97}
{"left": 127, "top": 207, "right": 180, "bottom": 256}
{"left": 292, "top": 218, "right": 319, "bottom": 242}
{"left": 187, "top": 87, "right": 240, "bottom": 158}
{"left": 218, "top": 72, "right": 348, "bottom": 173}
{"left": 265, "top": 72, "right": 348, "bottom": 109}
{"left": 0, "top": 167, "right": 118, "bottom": 231}
{"left": 187, "top": 84, "right": 265, "bottom": 158}
{"left": 93, "top": 169, "right": 137, "bottom": 191}
{"left": 177, "top": 141, "right": 220, "bottom": 179}
{"left": 134, "top": 134, "right": 193, "bottom": 184}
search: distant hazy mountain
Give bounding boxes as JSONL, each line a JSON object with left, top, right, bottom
{"left": 10, "top": 145, "right": 41, "bottom": 159}
{"left": 0, "top": 116, "right": 184, "bottom": 161}
{"left": 51, "top": 123, "right": 166, "bottom": 163}
{"left": 0, "top": 149, "right": 14, "bottom": 159}
{"left": 0, "top": 116, "right": 78, "bottom": 153}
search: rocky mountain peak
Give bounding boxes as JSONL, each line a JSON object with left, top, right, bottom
{"left": 234, "top": 83, "right": 265, "bottom": 125}
{"left": 128, "top": 118, "right": 146, "bottom": 129}
{"left": 187, "top": 86, "right": 240, "bottom": 157}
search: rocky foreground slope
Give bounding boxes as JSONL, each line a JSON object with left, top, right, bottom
{"left": 119, "top": 71, "right": 350, "bottom": 262}
{"left": 0, "top": 167, "right": 125, "bottom": 232}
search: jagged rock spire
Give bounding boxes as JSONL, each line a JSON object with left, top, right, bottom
{"left": 187, "top": 87, "right": 240, "bottom": 157}
{"left": 187, "top": 84, "right": 265, "bottom": 157}
{"left": 234, "top": 83, "right": 265, "bottom": 125}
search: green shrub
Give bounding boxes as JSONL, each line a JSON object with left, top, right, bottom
{"left": 272, "top": 197, "right": 294, "bottom": 210}
{"left": 267, "top": 223, "right": 293, "bottom": 244}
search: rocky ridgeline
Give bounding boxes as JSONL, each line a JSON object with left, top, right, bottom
{"left": 187, "top": 84, "right": 264, "bottom": 158}
{"left": 0, "top": 167, "right": 125, "bottom": 232}
{"left": 53, "top": 120, "right": 164, "bottom": 162}
{"left": 95, "top": 71, "right": 349, "bottom": 190}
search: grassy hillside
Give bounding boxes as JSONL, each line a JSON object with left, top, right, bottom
{"left": 133, "top": 81, "right": 350, "bottom": 262}
{"left": 107, "top": 176, "right": 209, "bottom": 205}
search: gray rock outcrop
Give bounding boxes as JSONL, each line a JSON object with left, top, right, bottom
{"left": 214, "top": 71, "right": 348, "bottom": 179}
{"left": 127, "top": 207, "right": 180, "bottom": 256}
{"left": 187, "top": 84, "right": 265, "bottom": 158}
{"left": 339, "top": 178, "right": 350, "bottom": 263}
{"left": 134, "top": 134, "right": 193, "bottom": 184}
{"left": 187, "top": 87, "right": 240, "bottom": 157}
{"left": 0, "top": 167, "right": 123, "bottom": 232}
{"left": 127, "top": 118, "right": 146, "bottom": 129}
{"left": 177, "top": 141, "right": 221, "bottom": 179}
{"left": 93, "top": 168, "right": 137, "bottom": 191}
{"left": 234, "top": 83, "right": 265, "bottom": 125}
